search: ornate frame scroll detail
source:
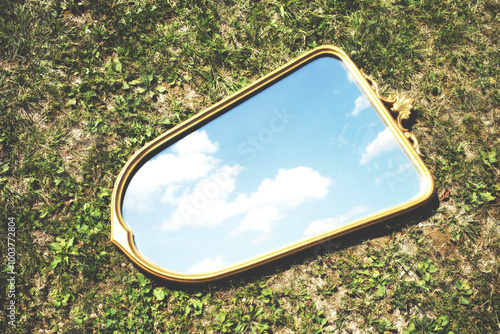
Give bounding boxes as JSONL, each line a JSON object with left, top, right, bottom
{"left": 361, "top": 70, "right": 422, "bottom": 156}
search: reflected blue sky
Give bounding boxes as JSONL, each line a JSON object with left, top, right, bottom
{"left": 122, "top": 56, "right": 425, "bottom": 274}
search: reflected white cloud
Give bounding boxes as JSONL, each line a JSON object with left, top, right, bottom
{"left": 161, "top": 164, "right": 243, "bottom": 231}
{"left": 360, "top": 128, "right": 399, "bottom": 165}
{"left": 351, "top": 95, "right": 371, "bottom": 117}
{"left": 186, "top": 256, "right": 226, "bottom": 273}
{"left": 228, "top": 167, "right": 333, "bottom": 244}
{"left": 172, "top": 129, "right": 219, "bottom": 155}
{"left": 239, "top": 167, "right": 332, "bottom": 208}
{"left": 124, "top": 130, "right": 220, "bottom": 210}
{"left": 162, "top": 165, "right": 333, "bottom": 245}
{"left": 303, "top": 206, "right": 367, "bottom": 237}
{"left": 229, "top": 206, "right": 282, "bottom": 245}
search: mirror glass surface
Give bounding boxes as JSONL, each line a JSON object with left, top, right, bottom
{"left": 121, "top": 56, "right": 426, "bottom": 274}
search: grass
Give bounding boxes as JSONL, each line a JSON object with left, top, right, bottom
{"left": 1, "top": 0, "right": 499, "bottom": 333}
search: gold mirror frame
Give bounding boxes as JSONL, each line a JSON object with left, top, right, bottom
{"left": 110, "top": 45, "right": 434, "bottom": 283}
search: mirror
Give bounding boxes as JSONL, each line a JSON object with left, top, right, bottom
{"left": 111, "top": 46, "right": 434, "bottom": 282}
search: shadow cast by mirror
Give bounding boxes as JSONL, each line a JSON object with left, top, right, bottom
{"left": 136, "top": 192, "right": 439, "bottom": 291}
